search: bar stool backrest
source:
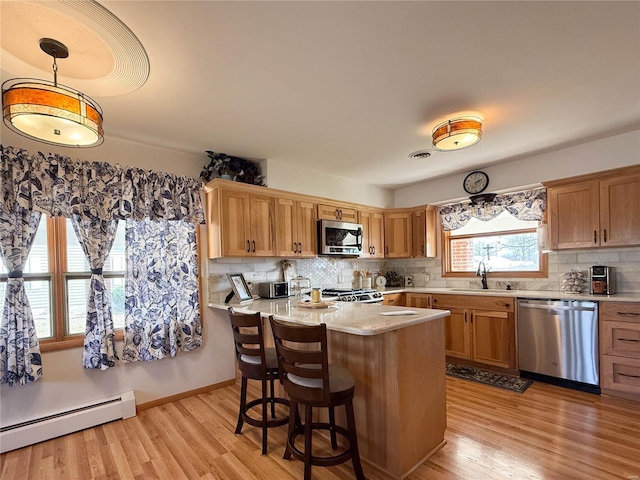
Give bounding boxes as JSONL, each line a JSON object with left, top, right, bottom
{"left": 228, "top": 307, "right": 268, "bottom": 377}
{"left": 269, "top": 317, "right": 331, "bottom": 404}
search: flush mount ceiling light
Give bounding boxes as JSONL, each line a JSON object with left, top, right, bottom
{"left": 432, "top": 116, "right": 482, "bottom": 151}
{"left": 2, "top": 38, "right": 104, "bottom": 147}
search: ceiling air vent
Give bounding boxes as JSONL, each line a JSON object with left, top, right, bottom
{"left": 408, "top": 149, "right": 432, "bottom": 160}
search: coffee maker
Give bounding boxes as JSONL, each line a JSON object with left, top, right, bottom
{"left": 590, "top": 266, "right": 615, "bottom": 295}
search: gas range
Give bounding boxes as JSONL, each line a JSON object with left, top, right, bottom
{"left": 321, "top": 288, "right": 384, "bottom": 303}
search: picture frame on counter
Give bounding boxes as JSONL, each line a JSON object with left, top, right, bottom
{"left": 226, "top": 273, "right": 253, "bottom": 303}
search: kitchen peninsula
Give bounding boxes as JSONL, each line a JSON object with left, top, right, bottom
{"left": 209, "top": 299, "right": 450, "bottom": 479}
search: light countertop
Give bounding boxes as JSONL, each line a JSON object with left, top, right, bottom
{"left": 208, "top": 298, "right": 450, "bottom": 336}
{"left": 380, "top": 287, "right": 640, "bottom": 303}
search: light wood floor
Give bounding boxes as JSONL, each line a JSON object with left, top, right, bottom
{"left": 2, "top": 377, "right": 640, "bottom": 480}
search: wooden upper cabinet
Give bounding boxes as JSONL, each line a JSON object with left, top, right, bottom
{"left": 545, "top": 166, "right": 640, "bottom": 250}
{"left": 547, "top": 181, "right": 600, "bottom": 249}
{"left": 384, "top": 210, "right": 412, "bottom": 258}
{"left": 359, "top": 209, "right": 384, "bottom": 258}
{"left": 207, "top": 187, "right": 275, "bottom": 258}
{"left": 411, "top": 206, "right": 437, "bottom": 258}
{"left": 599, "top": 172, "right": 640, "bottom": 247}
{"left": 275, "top": 197, "right": 317, "bottom": 257}
{"left": 317, "top": 203, "right": 358, "bottom": 222}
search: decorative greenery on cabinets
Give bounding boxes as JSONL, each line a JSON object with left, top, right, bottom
{"left": 200, "top": 151, "right": 265, "bottom": 186}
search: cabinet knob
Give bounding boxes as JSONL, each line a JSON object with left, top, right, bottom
{"left": 433, "top": 298, "right": 437, "bottom": 304}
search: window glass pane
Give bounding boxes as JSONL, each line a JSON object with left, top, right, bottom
{"left": 451, "top": 210, "right": 537, "bottom": 236}
{"left": 66, "top": 220, "right": 125, "bottom": 272}
{"left": 25, "top": 280, "right": 53, "bottom": 338}
{"left": 66, "top": 277, "right": 125, "bottom": 335}
{"left": 450, "top": 232, "right": 540, "bottom": 272}
{"left": 1, "top": 216, "right": 49, "bottom": 274}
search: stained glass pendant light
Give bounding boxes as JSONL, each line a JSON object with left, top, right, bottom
{"left": 432, "top": 116, "right": 482, "bottom": 151}
{"left": 2, "top": 38, "right": 104, "bottom": 147}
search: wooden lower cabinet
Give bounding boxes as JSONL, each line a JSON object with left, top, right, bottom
{"left": 433, "top": 294, "right": 516, "bottom": 371}
{"left": 600, "top": 301, "right": 640, "bottom": 400}
{"left": 405, "top": 293, "right": 432, "bottom": 308}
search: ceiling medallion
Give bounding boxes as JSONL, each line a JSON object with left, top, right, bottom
{"left": 2, "top": 38, "right": 104, "bottom": 147}
{"left": 432, "top": 116, "right": 482, "bottom": 151}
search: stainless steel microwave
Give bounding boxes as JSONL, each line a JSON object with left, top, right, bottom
{"left": 317, "top": 220, "right": 363, "bottom": 256}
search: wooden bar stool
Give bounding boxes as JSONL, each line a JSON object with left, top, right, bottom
{"left": 269, "top": 316, "right": 365, "bottom": 480}
{"left": 228, "top": 308, "right": 289, "bottom": 455}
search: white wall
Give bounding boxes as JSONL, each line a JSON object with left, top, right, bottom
{"left": 394, "top": 130, "right": 640, "bottom": 207}
{"left": 265, "top": 158, "right": 394, "bottom": 208}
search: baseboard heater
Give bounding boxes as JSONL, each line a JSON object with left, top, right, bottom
{"left": 0, "top": 390, "right": 136, "bottom": 453}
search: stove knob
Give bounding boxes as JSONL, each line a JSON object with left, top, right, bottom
{"left": 349, "top": 295, "right": 356, "bottom": 302}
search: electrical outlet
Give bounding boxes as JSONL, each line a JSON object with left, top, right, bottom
{"left": 404, "top": 275, "right": 413, "bottom": 287}
{"left": 338, "top": 275, "right": 343, "bottom": 284}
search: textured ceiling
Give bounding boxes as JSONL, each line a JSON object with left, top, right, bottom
{"left": 2, "top": 1, "right": 639, "bottom": 188}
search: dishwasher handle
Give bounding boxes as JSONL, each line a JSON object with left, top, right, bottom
{"left": 518, "top": 302, "right": 597, "bottom": 312}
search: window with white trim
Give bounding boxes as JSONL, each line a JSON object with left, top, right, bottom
{"left": 442, "top": 210, "right": 547, "bottom": 277}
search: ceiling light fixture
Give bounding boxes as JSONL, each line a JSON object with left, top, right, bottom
{"left": 432, "top": 116, "right": 482, "bottom": 151}
{"left": 2, "top": 38, "right": 104, "bottom": 147}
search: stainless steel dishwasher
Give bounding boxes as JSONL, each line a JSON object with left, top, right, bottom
{"left": 517, "top": 299, "right": 599, "bottom": 393}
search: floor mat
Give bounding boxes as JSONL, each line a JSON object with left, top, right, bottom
{"left": 446, "top": 363, "right": 533, "bottom": 393}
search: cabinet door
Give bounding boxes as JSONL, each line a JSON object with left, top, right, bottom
{"left": 600, "top": 173, "right": 640, "bottom": 247}
{"left": 275, "top": 198, "right": 297, "bottom": 257}
{"left": 360, "top": 210, "right": 384, "bottom": 258}
{"left": 369, "top": 212, "right": 385, "bottom": 258}
{"left": 548, "top": 181, "right": 600, "bottom": 249}
{"left": 471, "top": 310, "right": 516, "bottom": 369}
{"left": 444, "top": 307, "right": 470, "bottom": 359}
{"left": 384, "top": 212, "right": 412, "bottom": 258}
{"left": 249, "top": 194, "right": 275, "bottom": 256}
{"left": 406, "top": 293, "right": 431, "bottom": 308}
{"left": 296, "top": 200, "right": 317, "bottom": 257}
{"left": 412, "top": 207, "right": 437, "bottom": 258}
{"left": 318, "top": 203, "right": 357, "bottom": 222}
{"left": 221, "top": 190, "right": 250, "bottom": 257}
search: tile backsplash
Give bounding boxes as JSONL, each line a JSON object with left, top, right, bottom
{"left": 207, "top": 246, "right": 640, "bottom": 303}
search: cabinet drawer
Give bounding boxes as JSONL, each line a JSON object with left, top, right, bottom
{"left": 382, "top": 293, "right": 405, "bottom": 306}
{"left": 431, "top": 294, "right": 514, "bottom": 312}
{"left": 601, "top": 355, "right": 640, "bottom": 396}
{"left": 600, "top": 302, "right": 640, "bottom": 323}
{"left": 601, "top": 321, "right": 640, "bottom": 358}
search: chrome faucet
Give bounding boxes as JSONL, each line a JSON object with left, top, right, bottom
{"left": 476, "top": 261, "right": 488, "bottom": 289}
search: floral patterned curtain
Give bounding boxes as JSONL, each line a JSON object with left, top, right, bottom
{"left": 122, "top": 219, "right": 202, "bottom": 362}
{"left": 0, "top": 145, "right": 205, "bottom": 223}
{"left": 439, "top": 188, "right": 546, "bottom": 231}
{"left": 70, "top": 215, "right": 119, "bottom": 370}
{"left": 0, "top": 205, "right": 43, "bottom": 386}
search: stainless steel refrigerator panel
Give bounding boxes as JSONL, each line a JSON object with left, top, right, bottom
{"left": 517, "top": 299, "right": 599, "bottom": 386}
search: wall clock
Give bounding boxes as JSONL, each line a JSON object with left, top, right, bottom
{"left": 463, "top": 171, "right": 489, "bottom": 194}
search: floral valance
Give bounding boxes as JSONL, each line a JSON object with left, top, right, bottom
{"left": 438, "top": 188, "right": 546, "bottom": 231}
{"left": 0, "top": 145, "right": 205, "bottom": 223}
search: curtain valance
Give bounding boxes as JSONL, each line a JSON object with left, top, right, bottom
{"left": 0, "top": 145, "right": 205, "bottom": 223}
{"left": 439, "top": 188, "right": 546, "bottom": 231}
